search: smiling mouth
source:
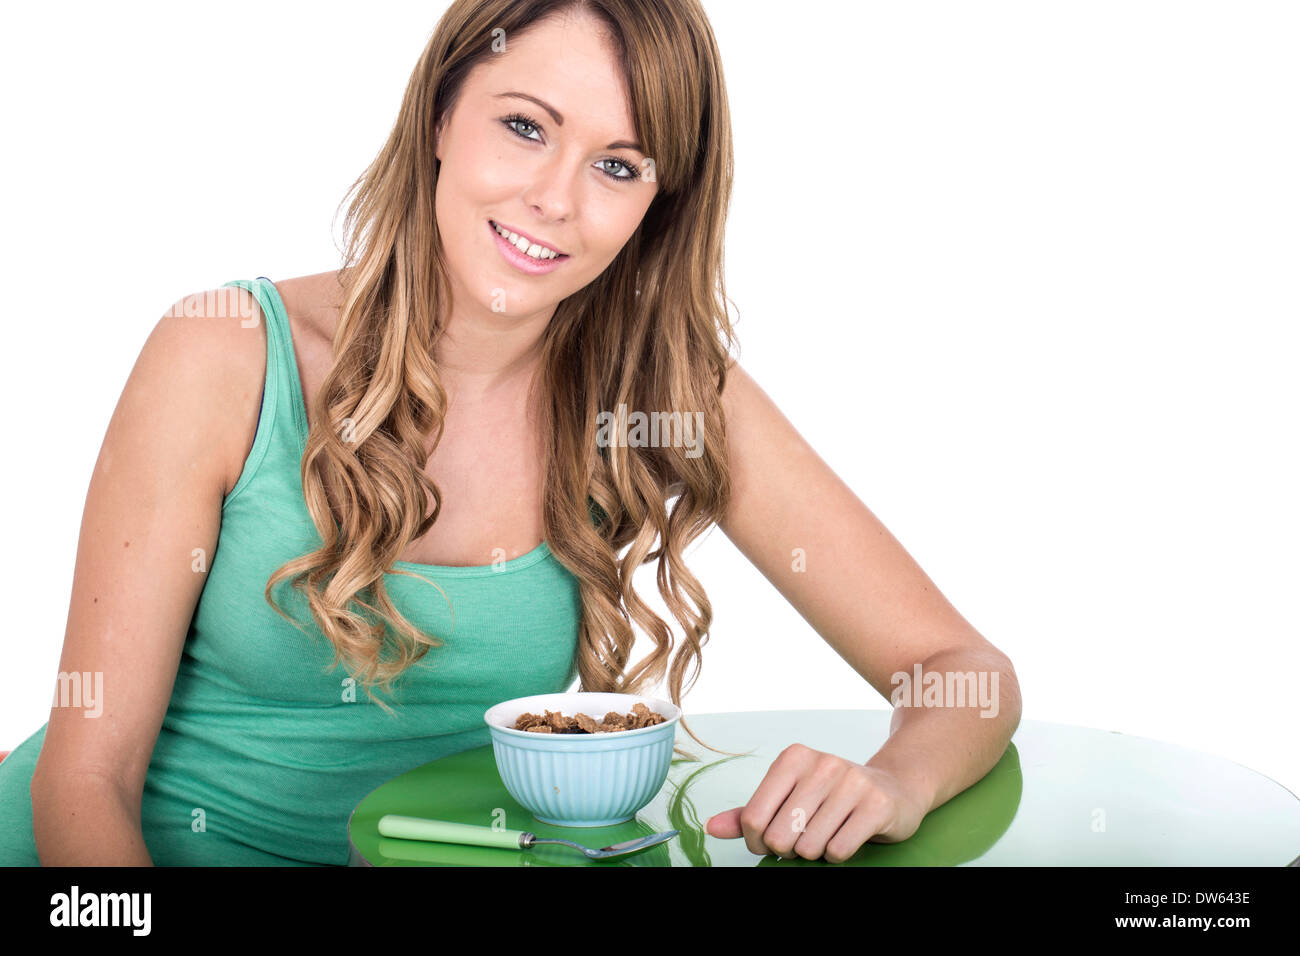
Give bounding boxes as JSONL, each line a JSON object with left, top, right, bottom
{"left": 489, "top": 220, "right": 569, "bottom": 260}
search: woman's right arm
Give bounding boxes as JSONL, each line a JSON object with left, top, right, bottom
{"left": 30, "top": 286, "right": 268, "bottom": 865}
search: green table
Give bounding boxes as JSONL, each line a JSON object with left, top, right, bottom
{"left": 346, "top": 710, "right": 1300, "bottom": 866}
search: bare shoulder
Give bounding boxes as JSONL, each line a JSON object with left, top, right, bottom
{"left": 719, "top": 356, "right": 761, "bottom": 419}
{"left": 718, "top": 358, "right": 790, "bottom": 459}
{"left": 156, "top": 271, "right": 347, "bottom": 496}
{"left": 151, "top": 285, "right": 274, "bottom": 498}
{"left": 715, "top": 356, "right": 842, "bottom": 531}
{"left": 276, "top": 270, "right": 348, "bottom": 342}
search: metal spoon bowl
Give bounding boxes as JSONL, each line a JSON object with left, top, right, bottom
{"left": 522, "top": 829, "right": 679, "bottom": 860}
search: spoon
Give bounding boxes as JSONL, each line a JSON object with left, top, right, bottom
{"left": 377, "top": 813, "right": 678, "bottom": 860}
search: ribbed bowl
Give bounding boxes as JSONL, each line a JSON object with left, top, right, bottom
{"left": 484, "top": 692, "right": 681, "bottom": 827}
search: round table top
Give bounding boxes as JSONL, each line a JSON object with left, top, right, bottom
{"left": 347, "top": 709, "right": 1300, "bottom": 866}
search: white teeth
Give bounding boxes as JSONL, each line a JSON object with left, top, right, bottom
{"left": 493, "top": 221, "right": 561, "bottom": 259}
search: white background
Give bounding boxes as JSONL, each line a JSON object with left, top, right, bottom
{"left": 1, "top": 1, "right": 1296, "bottom": 802}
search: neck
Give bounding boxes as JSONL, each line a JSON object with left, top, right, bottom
{"left": 322, "top": 266, "right": 553, "bottom": 406}
{"left": 433, "top": 306, "right": 550, "bottom": 407}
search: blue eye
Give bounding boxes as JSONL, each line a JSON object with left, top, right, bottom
{"left": 501, "top": 113, "right": 640, "bottom": 183}
{"left": 502, "top": 113, "right": 543, "bottom": 142}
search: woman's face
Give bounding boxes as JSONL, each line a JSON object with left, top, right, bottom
{"left": 434, "top": 11, "right": 658, "bottom": 319}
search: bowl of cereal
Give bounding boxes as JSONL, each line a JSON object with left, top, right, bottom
{"left": 483, "top": 691, "right": 681, "bottom": 827}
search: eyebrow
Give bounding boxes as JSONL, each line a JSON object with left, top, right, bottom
{"left": 493, "top": 91, "right": 644, "bottom": 153}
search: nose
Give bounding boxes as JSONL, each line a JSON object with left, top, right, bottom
{"left": 520, "top": 154, "right": 577, "bottom": 224}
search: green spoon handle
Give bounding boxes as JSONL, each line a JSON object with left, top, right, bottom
{"left": 376, "top": 814, "right": 528, "bottom": 849}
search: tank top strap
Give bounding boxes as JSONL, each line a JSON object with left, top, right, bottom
{"left": 221, "top": 277, "right": 310, "bottom": 453}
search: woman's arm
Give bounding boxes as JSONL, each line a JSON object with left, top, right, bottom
{"left": 705, "top": 360, "right": 1022, "bottom": 861}
{"left": 30, "top": 287, "right": 269, "bottom": 865}
{"left": 865, "top": 643, "right": 1021, "bottom": 816}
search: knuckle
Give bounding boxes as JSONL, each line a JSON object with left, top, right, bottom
{"left": 812, "top": 754, "right": 844, "bottom": 782}
{"left": 793, "top": 835, "right": 823, "bottom": 861}
{"left": 763, "top": 822, "right": 794, "bottom": 856}
{"left": 841, "top": 768, "right": 872, "bottom": 795}
{"left": 862, "top": 784, "right": 890, "bottom": 809}
{"left": 824, "top": 840, "right": 855, "bottom": 864}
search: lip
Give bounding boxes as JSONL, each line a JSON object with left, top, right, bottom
{"left": 491, "top": 219, "right": 567, "bottom": 256}
{"left": 488, "top": 219, "right": 571, "bottom": 276}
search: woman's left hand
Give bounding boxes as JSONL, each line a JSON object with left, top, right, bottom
{"left": 704, "top": 743, "right": 931, "bottom": 863}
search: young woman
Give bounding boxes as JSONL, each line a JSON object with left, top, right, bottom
{"left": 0, "top": 0, "right": 1020, "bottom": 866}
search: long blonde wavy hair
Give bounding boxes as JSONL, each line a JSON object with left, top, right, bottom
{"left": 265, "top": 0, "right": 739, "bottom": 754}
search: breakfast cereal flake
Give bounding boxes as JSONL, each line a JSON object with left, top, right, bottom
{"left": 511, "top": 704, "right": 668, "bottom": 734}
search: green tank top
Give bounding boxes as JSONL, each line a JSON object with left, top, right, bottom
{"left": 0, "top": 276, "right": 582, "bottom": 866}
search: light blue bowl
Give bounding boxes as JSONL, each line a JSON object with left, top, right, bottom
{"left": 484, "top": 691, "right": 681, "bottom": 827}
